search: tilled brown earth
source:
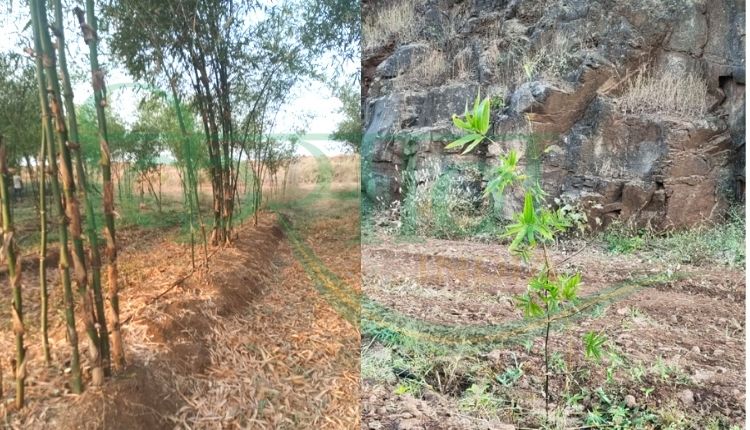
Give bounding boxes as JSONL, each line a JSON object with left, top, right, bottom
{"left": 361, "top": 236, "right": 745, "bottom": 429}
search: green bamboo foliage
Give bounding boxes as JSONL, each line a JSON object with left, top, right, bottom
{"left": 38, "top": 122, "right": 50, "bottom": 365}
{"left": 170, "top": 81, "right": 208, "bottom": 268}
{"left": 0, "top": 139, "right": 26, "bottom": 409}
{"left": 53, "top": 0, "right": 111, "bottom": 373}
{"left": 31, "top": 0, "right": 103, "bottom": 386}
{"left": 75, "top": 1, "right": 125, "bottom": 370}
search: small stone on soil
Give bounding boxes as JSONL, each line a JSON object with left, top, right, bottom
{"left": 678, "top": 389, "right": 695, "bottom": 407}
{"left": 487, "top": 421, "right": 516, "bottom": 430}
{"left": 691, "top": 346, "right": 701, "bottom": 354}
{"left": 397, "top": 418, "right": 423, "bottom": 430}
{"left": 625, "top": 394, "right": 637, "bottom": 408}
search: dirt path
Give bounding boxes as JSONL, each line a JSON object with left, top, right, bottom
{"left": 1, "top": 187, "right": 360, "bottom": 429}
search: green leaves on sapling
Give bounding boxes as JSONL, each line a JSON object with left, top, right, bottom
{"left": 516, "top": 270, "right": 582, "bottom": 318}
{"left": 446, "top": 90, "right": 491, "bottom": 154}
{"left": 583, "top": 331, "right": 608, "bottom": 361}
{"left": 446, "top": 90, "right": 601, "bottom": 423}
{"left": 484, "top": 149, "right": 524, "bottom": 198}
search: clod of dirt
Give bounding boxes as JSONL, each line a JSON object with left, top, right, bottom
{"left": 625, "top": 394, "right": 637, "bottom": 408}
{"left": 396, "top": 417, "right": 423, "bottom": 430}
{"left": 487, "top": 422, "right": 516, "bottom": 430}
{"left": 679, "top": 389, "right": 695, "bottom": 407}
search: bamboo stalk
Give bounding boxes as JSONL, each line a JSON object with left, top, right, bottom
{"left": 74, "top": 2, "right": 125, "bottom": 370}
{"left": 32, "top": 0, "right": 102, "bottom": 386}
{"left": 53, "top": 0, "right": 111, "bottom": 374}
{"left": 0, "top": 139, "right": 25, "bottom": 409}
{"left": 30, "top": 0, "right": 82, "bottom": 394}
{"left": 39, "top": 121, "right": 50, "bottom": 365}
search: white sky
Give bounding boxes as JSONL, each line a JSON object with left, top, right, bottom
{"left": 0, "top": 3, "right": 358, "bottom": 156}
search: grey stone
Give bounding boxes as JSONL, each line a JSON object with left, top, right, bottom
{"left": 375, "top": 43, "right": 430, "bottom": 80}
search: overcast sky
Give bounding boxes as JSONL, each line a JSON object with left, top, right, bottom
{"left": 0, "top": 3, "right": 358, "bottom": 156}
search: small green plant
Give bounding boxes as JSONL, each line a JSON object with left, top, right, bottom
{"left": 458, "top": 381, "right": 505, "bottom": 417}
{"left": 585, "top": 390, "right": 659, "bottom": 429}
{"left": 489, "top": 95, "right": 505, "bottom": 111}
{"left": 394, "top": 379, "right": 423, "bottom": 396}
{"left": 446, "top": 90, "right": 606, "bottom": 424}
{"left": 630, "top": 362, "right": 646, "bottom": 384}
{"left": 496, "top": 355, "right": 524, "bottom": 387}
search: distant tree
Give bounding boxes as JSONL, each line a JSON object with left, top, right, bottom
{"left": 330, "top": 84, "right": 362, "bottom": 153}
{"left": 301, "top": 0, "right": 360, "bottom": 65}
{"left": 0, "top": 53, "right": 41, "bottom": 174}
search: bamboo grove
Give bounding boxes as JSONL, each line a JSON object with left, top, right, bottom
{"left": 0, "top": 0, "right": 133, "bottom": 408}
{"left": 0, "top": 0, "right": 357, "bottom": 410}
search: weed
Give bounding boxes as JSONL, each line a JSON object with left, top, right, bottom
{"left": 458, "top": 381, "right": 505, "bottom": 417}
{"left": 630, "top": 362, "right": 646, "bottom": 384}
{"left": 394, "top": 379, "right": 424, "bottom": 396}
{"left": 496, "top": 355, "right": 524, "bottom": 387}
{"left": 399, "top": 161, "right": 492, "bottom": 239}
{"left": 361, "top": 343, "right": 397, "bottom": 384}
{"left": 602, "top": 222, "right": 646, "bottom": 254}
{"left": 649, "top": 205, "right": 745, "bottom": 267}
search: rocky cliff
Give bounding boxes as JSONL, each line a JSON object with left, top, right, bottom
{"left": 362, "top": 0, "right": 745, "bottom": 229}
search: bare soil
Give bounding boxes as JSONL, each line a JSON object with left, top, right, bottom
{"left": 361, "top": 234, "right": 745, "bottom": 429}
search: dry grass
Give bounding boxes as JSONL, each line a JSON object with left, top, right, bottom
{"left": 488, "top": 24, "right": 579, "bottom": 88}
{"left": 363, "top": 0, "right": 418, "bottom": 50}
{"left": 286, "top": 155, "right": 359, "bottom": 185}
{"left": 396, "top": 48, "right": 449, "bottom": 88}
{"left": 619, "top": 68, "right": 709, "bottom": 118}
{"left": 452, "top": 48, "right": 472, "bottom": 81}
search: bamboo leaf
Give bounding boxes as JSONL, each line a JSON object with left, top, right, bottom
{"left": 480, "top": 98, "right": 490, "bottom": 134}
{"left": 462, "top": 136, "right": 484, "bottom": 154}
{"left": 445, "top": 133, "right": 482, "bottom": 150}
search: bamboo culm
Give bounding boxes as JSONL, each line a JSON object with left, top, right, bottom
{"left": 39, "top": 121, "right": 50, "bottom": 365}
{"left": 75, "top": 1, "right": 126, "bottom": 370}
{"left": 0, "top": 140, "right": 26, "bottom": 409}
{"left": 32, "top": 0, "right": 100, "bottom": 387}
{"left": 53, "top": 0, "right": 111, "bottom": 374}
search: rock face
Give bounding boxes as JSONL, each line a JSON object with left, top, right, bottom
{"left": 362, "top": 0, "right": 745, "bottom": 229}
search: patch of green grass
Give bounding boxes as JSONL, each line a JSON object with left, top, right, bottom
{"left": 649, "top": 205, "right": 745, "bottom": 267}
{"left": 582, "top": 389, "right": 659, "bottom": 430}
{"left": 600, "top": 205, "right": 745, "bottom": 266}
{"left": 602, "top": 222, "right": 646, "bottom": 254}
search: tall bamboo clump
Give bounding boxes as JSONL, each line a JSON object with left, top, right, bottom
{"left": 30, "top": 0, "right": 83, "bottom": 393}
{"left": 31, "top": 0, "right": 104, "bottom": 385}
{"left": 0, "top": 139, "right": 26, "bottom": 409}
{"left": 75, "top": 1, "right": 125, "bottom": 369}
{"left": 53, "top": 0, "right": 111, "bottom": 373}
